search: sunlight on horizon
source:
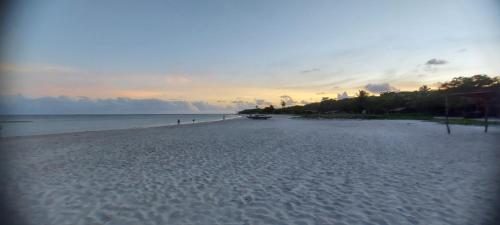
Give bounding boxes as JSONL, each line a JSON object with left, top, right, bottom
{"left": 1, "top": 0, "right": 500, "bottom": 113}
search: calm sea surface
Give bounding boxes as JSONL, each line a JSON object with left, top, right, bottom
{"left": 0, "top": 114, "right": 240, "bottom": 137}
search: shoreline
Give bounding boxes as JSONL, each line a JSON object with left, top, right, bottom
{"left": 0, "top": 115, "right": 243, "bottom": 139}
{"left": 3, "top": 114, "right": 497, "bottom": 140}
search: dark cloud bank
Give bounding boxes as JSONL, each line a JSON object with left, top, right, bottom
{"left": 0, "top": 95, "right": 239, "bottom": 114}
{"left": 425, "top": 58, "right": 448, "bottom": 65}
{"left": 364, "top": 83, "right": 399, "bottom": 94}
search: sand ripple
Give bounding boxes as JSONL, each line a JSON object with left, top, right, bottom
{"left": 1, "top": 117, "right": 499, "bottom": 225}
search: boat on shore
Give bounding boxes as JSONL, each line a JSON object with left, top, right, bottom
{"left": 246, "top": 114, "right": 272, "bottom": 120}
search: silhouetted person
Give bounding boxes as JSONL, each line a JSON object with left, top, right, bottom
{"left": 192, "top": 119, "right": 195, "bottom": 124}
{"left": 177, "top": 119, "right": 180, "bottom": 125}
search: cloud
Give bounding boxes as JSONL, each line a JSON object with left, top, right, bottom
{"left": 457, "top": 48, "right": 467, "bottom": 53}
{"left": 231, "top": 99, "right": 253, "bottom": 107}
{"left": 0, "top": 95, "right": 240, "bottom": 114}
{"left": 280, "top": 95, "right": 297, "bottom": 105}
{"left": 283, "top": 77, "right": 356, "bottom": 90}
{"left": 255, "top": 99, "right": 272, "bottom": 106}
{"left": 0, "top": 63, "right": 81, "bottom": 75}
{"left": 336, "top": 91, "right": 352, "bottom": 100}
{"left": 425, "top": 58, "right": 448, "bottom": 65}
{"left": 299, "top": 100, "right": 310, "bottom": 105}
{"left": 165, "top": 76, "right": 191, "bottom": 84}
{"left": 231, "top": 98, "right": 272, "bottom": 109}
{"left": 423, "top": 58, "right": 448, "bottom": 73}
{"left": 364, "top": 83, "right": 399, "bottom": 94}
{"left": 299, "top": 68, "right": 320, "bottom": 74}
{"left": 0, "top": 62, "right": 200, "bottom": 98}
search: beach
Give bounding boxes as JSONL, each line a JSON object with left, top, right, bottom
{"left": 1, "top": 116, "right": 499, "bottom": 225}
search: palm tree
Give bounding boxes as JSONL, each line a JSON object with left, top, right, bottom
{"left": 418, "top": 85, "right": 431, "bottom": 92}
{"left": 356, "top": 90, "right": 368, "bottom": 113}
{"left": 356, "top": 90, "right": 368, "bottom": 100}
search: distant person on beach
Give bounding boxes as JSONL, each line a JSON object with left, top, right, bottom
{"left": 192, "top": 119, "right": 195, "bottom": 124}
{"left": 223, "top": 114, "right": 225, "bottom": 120}
{"left": 177, "top": 119, "right": 180, "bottom": 125}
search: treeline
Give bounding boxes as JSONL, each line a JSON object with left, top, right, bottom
{"left": 238, "top": 75, "right": 500, "bottom": 117}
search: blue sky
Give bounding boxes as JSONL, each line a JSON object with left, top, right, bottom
{"left": 1, "top": 0, "right": 500, "bottom": 113}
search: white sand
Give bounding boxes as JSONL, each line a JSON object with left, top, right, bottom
{"left": 1, "top": 116, "right": 499, "bottom": 225}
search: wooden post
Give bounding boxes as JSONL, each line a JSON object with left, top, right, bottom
{"left": 445, "top": 95, "right": 450, "bottom": 134}
{"left": 484, "top": 99, "right": 489, "bottom": 133}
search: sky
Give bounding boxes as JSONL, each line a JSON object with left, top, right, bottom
{"left": 1, "top": 0, "right": 500, "bottom": 113}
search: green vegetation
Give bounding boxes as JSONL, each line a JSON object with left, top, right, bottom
{"left": 238, "top": 75, "right": 500, "bottom": 125}
{"left": 300, "top": 113, "right": 434, "bottom": 120}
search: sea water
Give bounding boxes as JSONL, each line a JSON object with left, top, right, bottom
{"left": 0, "top": 114, "right": 240, "bottom": 137}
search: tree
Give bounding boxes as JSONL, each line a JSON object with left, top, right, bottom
{"left": 262, "top": 105, "right": 275, "bottom": 113}
{"left": 440, "top": 74, "right": 499, "bottom": 91}
{"left": 356, "top": 90, "right": 369, "bottom": 113}
{"left": 356, "top": 90, "right": 368, "bottom": 98}
{"left": 237, "top": 74, "right": 499, "bottom": 117}
{"left": 281, "top": 100, "right": 286, "bottom": 108}
{"left": 418, "top": 85, "right": 431, "bottom": 92}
